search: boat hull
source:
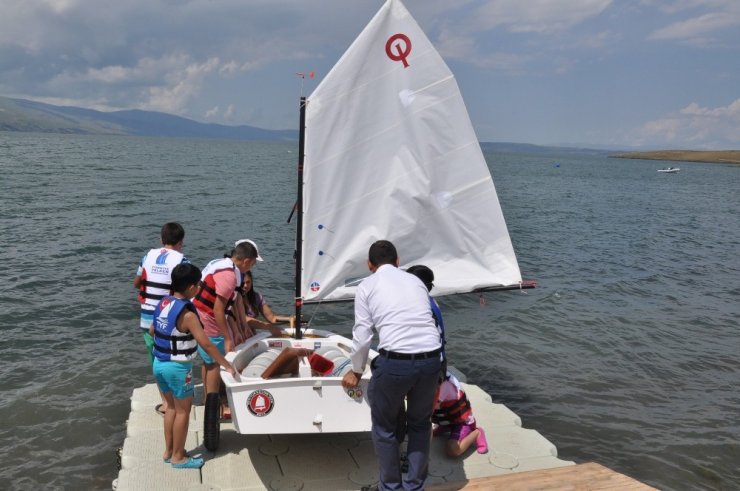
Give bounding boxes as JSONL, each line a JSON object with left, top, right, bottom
{"left": 221, "top": 329, "right": 376, "bottom": 435}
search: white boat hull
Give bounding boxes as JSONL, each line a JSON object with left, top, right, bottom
{"left": 221, "top": 329, "right": 376, "bottom": 435}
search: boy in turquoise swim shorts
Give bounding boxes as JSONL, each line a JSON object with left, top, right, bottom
{"left": 150, "top": 263, "right": 237, "bottom": 469}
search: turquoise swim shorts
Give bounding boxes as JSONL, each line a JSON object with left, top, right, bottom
{"left": 153, "top": 359, "right": 194, "bottom": 400}
{"left": 197, "top": 335, "right": 225, "bottom": 365}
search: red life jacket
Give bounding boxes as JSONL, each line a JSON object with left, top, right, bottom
{"left": 192, "top": 258, "right": 240, "bottom": 316}
{"left": 432, "top": 391, "right": 473, "bottom": 426}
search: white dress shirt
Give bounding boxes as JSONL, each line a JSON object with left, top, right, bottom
{"left": 350, "top": 264, "right": 442, "bottom": 373}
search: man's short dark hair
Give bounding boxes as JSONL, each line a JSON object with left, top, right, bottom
{"left": 407, "top": 265, "right": 434, "bottom": 292}
{"left": 171, "top": 263, "right": 201, "bottom": 294}
{"left": 368, "top": 240, "right": 398, "bottom": 267}
{"left": 161, "top": 222, "right": 185, "bottom": 246}
{"left": 232, "top": 241, "right": 258, "bottom": 260}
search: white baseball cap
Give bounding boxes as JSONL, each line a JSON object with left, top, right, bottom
{"left": 234, "top": 239, "right": 264, "bottom": 261}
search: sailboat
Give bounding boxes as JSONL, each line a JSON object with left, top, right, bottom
{"left": 206, "top": 0, "right": 529, "bottom": 451}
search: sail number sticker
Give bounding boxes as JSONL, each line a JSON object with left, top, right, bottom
{"left": 386, "top": 33, "right": 412, "bottom": 68}
{"left": 346, "top": 387, "right": 364, "bottom": 401}
{"left": 247, "top": 389, "right": 275, "bottom": 417}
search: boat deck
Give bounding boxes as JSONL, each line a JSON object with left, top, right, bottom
{"left": 114, "top": 381, "right": 651, "bottom": 490}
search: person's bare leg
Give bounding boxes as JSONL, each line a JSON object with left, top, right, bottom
{"left": 201, "top": 364, "right": 208, "bottom": 405}
{"left": 158, "top": 388, "right": 169, "bottom": 413}
{"left": 170, "top": 396, "right": 194, "bottom": 464}
{"left": 162, "top": 392, "right": 176, "bottom": 461}
{"left": 445, "top": 428, "right": 479, "bottom": 457}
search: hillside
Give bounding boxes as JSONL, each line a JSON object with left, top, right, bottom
{"left": 611, "top": 150, "right": 740, "bottom": 165}
{"left": 0, "top": 96, "right": 297, "bottom": 141}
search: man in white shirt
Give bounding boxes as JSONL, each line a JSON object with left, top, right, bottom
{"left": 343, "top": 240, "right": 442, "bottom": 491}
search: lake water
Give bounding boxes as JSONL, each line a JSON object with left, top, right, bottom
{"left": 1, "top": 132, "right": 738, "bottom": 490}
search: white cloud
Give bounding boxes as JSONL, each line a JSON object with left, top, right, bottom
{"left": 649, "top": 12, "right": 740, "bottom": 41}
{"left": 437, "top": 28, "right": 531, "bottom": 72}
{"left": 640, "top": 99, "right": 740, "bottom": 147}
{"left": 142, "top": 57, "right": 221, "bottom": 114}
{"left": 205, "top": 106, "right": 220, "bottom": 119}
{"left": 472, "top": 0, "right": 613, "bottom": 33}
{"left": 640, "top": 0, "right": 739, "bottom": 15}
{"left": 223, "top": 104, "right": 236, "bottom": 121}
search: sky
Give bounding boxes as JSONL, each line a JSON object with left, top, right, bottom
{"left": 1, "top": 0, "right": 739, "bottom": 149}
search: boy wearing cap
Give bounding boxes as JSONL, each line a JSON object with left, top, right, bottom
{"left": 192, "top": 241, "right": 259, "bottom": 411}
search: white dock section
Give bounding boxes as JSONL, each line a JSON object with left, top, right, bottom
{"left": 114, "top": 380, "right": 573, "bottom": 490}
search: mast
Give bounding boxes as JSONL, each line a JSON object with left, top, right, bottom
{"left": 294, "top": 96, "right": 306, "bottom": 339}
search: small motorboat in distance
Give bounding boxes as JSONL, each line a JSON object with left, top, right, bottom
{"left": 658, "top": 167, "right": 680, "bottom": 173}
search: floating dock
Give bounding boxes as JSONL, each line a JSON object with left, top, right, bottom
{"left": 114, "top": 380, "right": 655, "bottom": 490}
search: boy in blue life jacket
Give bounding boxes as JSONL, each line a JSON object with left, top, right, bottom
{"left": 149, "top": 263, "right": 237, "bottom": 469}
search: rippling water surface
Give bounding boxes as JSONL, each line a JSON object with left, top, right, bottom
{"left": 1, "top": 133, "right": 738, "bottom": 490}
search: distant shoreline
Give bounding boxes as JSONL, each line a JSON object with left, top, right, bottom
{"left": 611, "top": 150, "right": 740, "bottom": 165}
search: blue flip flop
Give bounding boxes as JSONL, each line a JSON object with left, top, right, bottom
{"left": 171, "top": 456, "right": 204, "bottom": 469}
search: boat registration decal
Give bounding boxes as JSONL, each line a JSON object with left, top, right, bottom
{"left": 247, "top": 390, "right": 275, "bottom": 417}
{"left": 346, "top": 387, "right": 363, "bottom": 401}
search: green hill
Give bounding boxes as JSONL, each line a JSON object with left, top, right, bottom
{"left": 0, "top": 96, "right": 297, "bottom": 140}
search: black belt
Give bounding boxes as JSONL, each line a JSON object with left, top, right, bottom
{"left": 379, "top": 347, "right": 441, "bottom": 360}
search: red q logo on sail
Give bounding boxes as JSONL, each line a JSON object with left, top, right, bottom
{"left": 386, "top": 33, "right": 412, "bottom": 68}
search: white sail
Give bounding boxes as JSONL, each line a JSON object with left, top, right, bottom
{"left": 301, "top": 0, "right": 522, "bottom": 302}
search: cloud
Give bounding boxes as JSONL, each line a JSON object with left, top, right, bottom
{"left": 639, "top": 99, "right": 740, "bottom": 148}
{"left": 142, "top": 57, "right": 221, "bottom": 114}
{"left": 42, "top": 53, "right": 223, "bottom": 113}
{"left": 434, "top": 0, "right": 613, "bottom": 73}
{"left": 0, "top": 0, "right": 367, "bottom": 113}
{"left": 649, "top": 12, "right": 740, "bottom": 43}
{"left": 472, "top": 0, "right": 613, "bottom": 34}
{"left": 640, "top": 0, "right": 738, "bottom": 15}
{"left": 205, "top": 106, "right": 220, "bottom": 119}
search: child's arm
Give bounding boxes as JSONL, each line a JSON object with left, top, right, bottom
{"left": 233, "top": 294, "right": 254, "bottom": 339}
{"left": 133, "top": 255, "right": 145, "bottom": 289}
{"left": 213, "top": 295, "right": 234, "bottom": 354}
{"left": 260, "top": 304, "right": 293, "bottom": 324}
{"left": 181, "top": 311, "right": 237, "bottom": 378}
{"left": 246, "top": 317, "right": 283, "bottom": 337}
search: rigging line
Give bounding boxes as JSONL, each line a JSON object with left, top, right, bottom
{"left": 304, "top": 297, "right": 325, "bottom": 330}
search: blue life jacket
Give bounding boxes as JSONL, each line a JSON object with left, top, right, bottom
{"left": 430, "top": 296, "right": 446, "bottom": 362}
{"left": 153, "top": 296, "right": 198, "bottom": 362}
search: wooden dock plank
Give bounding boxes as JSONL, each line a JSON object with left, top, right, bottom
{"left": 427, "top": 463, "right": 657, "bottom": 491}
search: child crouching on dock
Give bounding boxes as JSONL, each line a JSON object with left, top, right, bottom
{"left": 150, "top": 263, "right": 237, "bottom": 469}
{"left": 433, "top": 370, "right": 488, "bottom": 457}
